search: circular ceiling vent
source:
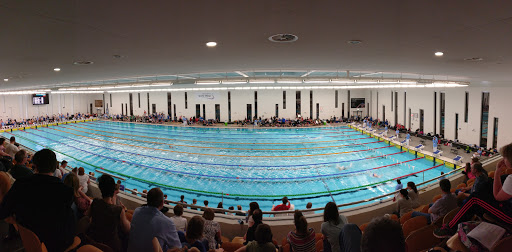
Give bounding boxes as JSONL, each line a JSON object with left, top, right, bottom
{"left": 268, "top": 34, "right": 298, "bottom": 43}
{"left": 347, "top": 40, "right": 362, "bottom": 45}
{"left": 464, "top": 57, "right": 483, "bottom": 62}
{"left": 73, "top": 61, "right": 94, "bottom": 65}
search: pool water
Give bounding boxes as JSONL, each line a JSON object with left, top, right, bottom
{"left": 2, "top": 121, "right": 452, "bottom": 212}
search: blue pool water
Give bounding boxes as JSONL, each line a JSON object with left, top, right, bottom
{"left": 2, "top": 121, "right": 453, "bottom": 212}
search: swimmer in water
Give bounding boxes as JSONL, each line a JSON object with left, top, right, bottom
{"left": 372, "top": 173, "right": 381, "bottom": 178}
{"left": 336, "top": 164, "right": 346, "bottom": 171}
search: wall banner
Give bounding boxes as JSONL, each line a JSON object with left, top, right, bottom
{"left": 196, "top": 92, "right": 217, "bottom": 101}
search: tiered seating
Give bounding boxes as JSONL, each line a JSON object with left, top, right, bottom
{"left": 399, "top": 211, "right": 413, "bottom": 225}
{"left": 402, "top": 216, "right": 428, "bottom": 238}
{"left": 405, "top": 225, "right": 441, "bottom": 252}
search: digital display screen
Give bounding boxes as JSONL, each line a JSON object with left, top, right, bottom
{"left": 351, "top": 98, "right": 365, "bottom": 108}
{"left": 32, "top": 94, "right": 50, "bottom": 105}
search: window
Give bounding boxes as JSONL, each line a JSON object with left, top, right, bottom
{"left": 480, "top": 92, "right": 490, "bottom": 147}
{"left": 464, "top": 92, "right": 469, "bottom": 122}
{"left": 147, "top": 93, "right": 150, "bottom": 113}
{"left": 129, "top": 93, "right": 133, "bottom": 116}
{"left": 254, "top": 91, "right": 258, "bottom": 118}
{"left": 228, "top": 91, "right": 231, "bottom": 122}
{"left": 283, "top": 91, "right": 286, "bottom": 109}
{"left": 391, "top": 91, "right": 393, "bottom": 111}
{"left": 296, "top": 91, "right": 301, "bottom": 116}
{"left": 347, "top": 90, "right": 350, "bottom": 118}
{"left": 138, "top": 93, "right": 141, "bottom": 108}
{"left": 185, "top": 92, "right": 188, "bottom": 109}
{"left": 335, "top": 90, "right": 338, "bottom": 108}
{"left": 440, "top": 92, "right": 445, "bottom": 137}
{"left": 167, "top": 93, "right": 172, "bottom": 117}
{"left": 309, "top": 91, "right": 313, "bottom": 119}
{"left": 493, "top": 117, "right": 498, "bottom": 149}
{"left": 110, "top": 94, "right": 112, "bottom": 107}
{"left": 433, "top": 92, "right": 437, "bottom": 135}
{"left": 275, "top": 104, "right": 279, "bottom": 117}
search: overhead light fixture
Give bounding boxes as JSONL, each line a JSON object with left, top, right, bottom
{"left": 276, "top": 79, "right": 303, "bottom": 84}
{"left": 150, "top": 83, "right": 172, "bottom": 87}
{"left": 249, "top": 79, "right": 275, "bottom": 84}
{"left": 196, "top": 81, "right": 220, "bottom": 85}
{"left": 206, "top": 42, "right": 217, "bottom": 47}
{"left": 0, "top": 89, "right": 52, "bottom": 95}
{"left": 52, "top": 91, "right": 105, "bottom": 94}
{"left": 303, "top": 79, "right": 330, "bottom": 84}
{"left": 222, "top": 80, "right": 247, "bottom": 84}
{"left": 330, "top": 79, "right": 353, "bottom": 84}
{"left": 3, "top": 79, "right": 7, "bottom": 82}
{"left": 435, "top": 52, "right": 444, "bottom": 57}
{"left": 54, "top": 68, "right": 61, "bottom": 72}
{"left": 235, "top": 71, "right": 249, "bottom": 77}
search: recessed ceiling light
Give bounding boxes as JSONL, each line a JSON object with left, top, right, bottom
{"left": 3, "top": 79, "right": 8, "bottom": 82}
{"left": 464, "top": 57, "right": 483, "bottom": 62}
{"left": 206, "top": 42, "right": 217, "bottom": 47}
{"left": 54, "top": 68, "right": 61, "bottom": 72}
{"left": 347, "top": 40, "right": 362, "bottom": 45}
{"left": 435, "top": 52, "right": 444, "bottom": 57}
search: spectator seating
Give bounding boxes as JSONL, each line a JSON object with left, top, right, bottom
{"left": 405, "top": 225, "right": 441, "bottom": 252}
{"left": 221, "top": 242, "right": 244, "bottom": 252}
{"left": 432, "top": 194, "right": 442, "bottom": 203}
{"left": 442, "top": 207, "right": 460, "bottom": 225}
{"left": 402, "top": 216, "right": 428, "bottom": 238}
{"left": 16, "top": 221, "right": 81, "bottom": 252}
{"left": 152, "top": 237, "right": 163, "bottom": 252}
{"left": 399, "top": 211, "right": 413, "bottom": 225}
{"left": 77, "top": 245, "right": 103, "bottom": 252}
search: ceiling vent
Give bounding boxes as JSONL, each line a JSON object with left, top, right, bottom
{"left": 268, "top": 34, "right": 298, "bottom": 43}
{"left": 73, "top": 61, "right": 94, "bottom": 65}
{"left": 464, "top": 57, "right": 483, "bottom": 62}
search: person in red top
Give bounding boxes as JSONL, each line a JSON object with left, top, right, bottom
{"left": 273, "top": 197, "right": 291, "bottom": 211}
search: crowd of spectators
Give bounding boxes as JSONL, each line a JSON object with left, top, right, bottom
{"left": 0, "top": 113, "right": 95, "bottom": 129}
{"left": 1, "top": 137, "right": 511, "bottom": 251}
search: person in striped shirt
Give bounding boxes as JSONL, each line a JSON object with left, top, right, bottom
{"left": 287, "top": 211, "right": 316, "bottom": 252}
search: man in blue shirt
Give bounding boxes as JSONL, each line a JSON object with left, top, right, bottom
{"left": 406, "top": 133, "right": 411, "bottom": 146}
{"left": 384, "top": 125, "right": 388, "bottom": 136}
{"left": 433, "top": 136, "right": 438, "bottom": 152}
{"left": 128, "top": 188, "right": 182, "bottom": 252}
{"left": 395, "top": 129, "right": 399, "bottom": 139}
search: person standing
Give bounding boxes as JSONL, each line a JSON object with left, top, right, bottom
{"left": 406, "top": 133, "right": 410, "bottom": 146}
{"left": 433, "top": 136, "right": 438, "bottom": 152}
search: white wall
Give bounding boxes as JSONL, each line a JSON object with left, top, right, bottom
{"left": 104, "top": 89, "right": 371, "bottom": 122}
{"left": 370, "top": 86, "right": 512, "bottom": 149}
{"left": 0, "top": 93, "right": 103, "bottom": 121}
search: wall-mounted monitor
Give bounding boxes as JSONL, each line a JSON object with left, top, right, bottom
{"left": 351, "top": 98, "right": 365, "bottom": 108}
{"left": 32, "top": 93, "right": 50, "bottom": 105}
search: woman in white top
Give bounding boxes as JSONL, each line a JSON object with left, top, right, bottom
{"left": 77, "top": 167, "right": 90, "bottom": 194}
{"left": 171, "top": 204, "right": 187, "bottom": 232}
{"left": 406, "top": 181, "right": 420, "bottom": 209}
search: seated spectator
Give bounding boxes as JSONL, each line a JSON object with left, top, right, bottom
{"left": 411, "top": 179, "right": 457, "bottom": 224}
{"left": 461, "top": 162, "right": 475, "bottom": 184}
{"left": 171, "top": 204, "right": 187, "bottom": 232}
{"left": 9, "top": 149, "right": 33, "bottom": 180}
{"left": 272, "top": 196, "right": 291, "bottom": 211}
{"left": 246, "top": 202, "right": 260, "bottom": 225}
{"left": 86, "top": 174, "right": 131, "bottom": 252}
{"left": 361, "top": 217, "right": 405, "bottom": 252}
{"left": 434, "top": 143, "right": 512, "bottom": 238}
{"left": 287, "top": 211, "right": 316, "bottom": 252}
{"left": 235, "top": 205, "right": 246, "bottom": 216}
{"left": 185, "top": 216, "right": 208, "bottom": 252}
{"left": 59, "top": 160, "right": 68, "bottom": 176}
{"left": 406, "top": 182, "right": 420, "bottom": 209}
{"left": 338, "top": 224, "right": 362, "bottom": 252}
{"left": 395, "top": 189, "right": 413, "bottom": 217}
{"left": 236, "top": 224, "right": 277, "bottom": 252}
{"left": 63, "top": 172, "right": 92, "bottom": 217}
{"left": 191, "top": 198, "right": 198, "bottom": 210}
{"left": 0, "top": 139, "right": 9, "bottom": 158}
{"left": 204, "top": 200, "right": 209, "bottom": 208}
{"left": 77, "top": 167, "right": 90, "bottom": 194}
{"left": 203, "top": 208, "right": 222, "bottom": 249}
{"left": 456, "top": 162, "right": 489, "bottom": 198}
{"left": 216, "top": 202, "right": 225, "bottom": 214}
{"left": 321, "top": 202, "right": 348, "bottom": 252}
{"left": 179, "top": 195, "right": 187, "bottom": 205}
{"left": 244, "top": 209, "right": 263, "bottom": 244}
{"left": 4, "top": 137, "right": 19, "bottom": 159}
{"left": 395, "top": 179, "right": 403, "bottom": 191}
{"left": 0, "top": 149, "right": 76, "bottom": 252}
{"left": 228, "top": 206, "right": 235, "bottom": 216}
{"left": 113, "top": 183, "right": 126, "bottom": 210}
{"left": 304, "top": 202, "right": 314, "bottom": 215}
{"left": 128, "top": 188, "right": 181, "bottom": 252}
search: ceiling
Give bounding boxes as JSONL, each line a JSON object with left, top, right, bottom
{"left": 1, "top": 0, "right": 512, "bottom": 90}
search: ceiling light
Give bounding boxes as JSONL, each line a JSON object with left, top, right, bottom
{"left": 54, "top": 68, "right": 61, "bottom": 72}
{"left": 222, "top": 80, "right": 247, "bottom": 84}
{"left": 3, "top": 79, "right": 7, "bottom": 82}
{"left": 196, "top": 81, "right": 220, "bottom": 85}
{"left": 249, "top": 80, "right": 275, "bottom": 84}
{"left": 150, "top": 83, "right": 172, "bottom": 87}
{"left": 330, "top": 79, "right": 353, "bottom": 84}
{"left": 206, "top": 42, "right": 217, "bottom": 47}
{"left": 435, "top": 52, "right": 444, "bottom": 57}
{"left": 276, "top": 79, "right": 303, "bottom": 84}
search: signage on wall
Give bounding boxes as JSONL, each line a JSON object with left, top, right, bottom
{"left": 196, "top": 92, "right": 217, "bottom": 101}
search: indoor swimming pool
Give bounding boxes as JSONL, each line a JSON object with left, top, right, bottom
{"left": 1, "top": 120, "right": 453, "bottom": 212}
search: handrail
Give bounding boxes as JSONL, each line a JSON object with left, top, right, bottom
{"left": 0, "top": 117, "right": 97, "bottom": 130}
{"left": 94, "top": 169, "right": 127, "bottom": 181}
